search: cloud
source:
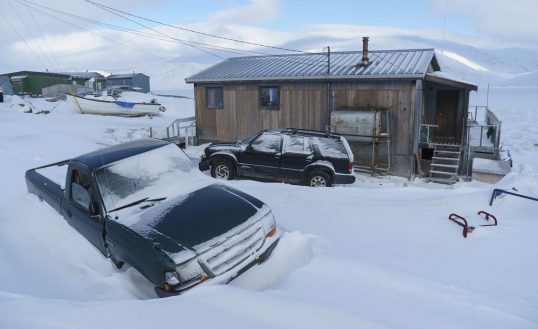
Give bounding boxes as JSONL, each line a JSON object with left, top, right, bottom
{"left": 1, "top": 0, "right": 537, "bottom": 82}
{"left": 430, "top": 0, "right": 538, "bottom": 46}
{"left": 209, "top": 0, "right": 281, "bottom": 24}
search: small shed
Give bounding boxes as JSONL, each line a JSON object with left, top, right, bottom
{"left": 0, "top": 76, "right": 13, "bottom": 95}
{"left": 67, "top": 71, "right": 106, "bottom": 91}
{"left": 186, "top": 39, "right": 479, "bottom": 179}
{"left": 107, "top": 73, "right": 150, "bottom": 92}
{"left": 1, "top": 71, "right": 70, "bottom": 95}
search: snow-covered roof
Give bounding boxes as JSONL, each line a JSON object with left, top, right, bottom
{"left": 65, "top": 71, "right": 106, "bottom": 79}
{"left": 186, "top": 49, "right": 441, "bottom": 83}
{"left": 425, "top": 71, "right": 478, "bottom": 90}
{"left": 0, "top": 70, "right": 69, "bottom": 78}
{"left": 108, "top": 73, "right": 148, "bottom": 79}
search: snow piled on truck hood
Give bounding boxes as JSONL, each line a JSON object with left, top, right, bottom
{"left": 1, "top": 91, "right": 538, "bottom": 329}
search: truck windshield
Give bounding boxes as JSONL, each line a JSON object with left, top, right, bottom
{"left": 95, "top": 144, "right": 196, "bottom": 212}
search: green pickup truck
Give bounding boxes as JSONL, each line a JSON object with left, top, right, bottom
{"left": 25, "top": 139, "right": 280, "bottom": 297}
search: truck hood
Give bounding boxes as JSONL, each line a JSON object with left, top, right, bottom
{"left": 206, "top": 143, "right": 241, "bottom": 154}
{"left": 128, "top": 184, "right": 265, "bottom": 256}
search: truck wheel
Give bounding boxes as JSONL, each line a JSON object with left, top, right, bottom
{"left": 306, "top": 170, "right": 332, "bottom": 187}
{"left": 211, "top": 159, "right": 235, "bottom": 180}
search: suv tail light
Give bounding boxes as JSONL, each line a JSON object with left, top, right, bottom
{"left": 348, "top": 162, "right": 354, "bottom": 173}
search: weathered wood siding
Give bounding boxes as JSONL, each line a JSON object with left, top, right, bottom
{"left": 194, "top": 79, "right": 417, "bottom": 177}
{"left": 332, "top": 80, "right": 416, "bottom": 177}
{"left": 195, "top": 82, "right": 327, "bottom": 142}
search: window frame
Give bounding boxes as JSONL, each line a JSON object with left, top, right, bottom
{"left": 258, "top": 86, "right": 280, "bottom": 110}
{"left": 70, "top": 168, "right": 92, "bottom": 213}
{"left": 250, "top": 132, "right": 282, "bottom": 153}
{"left": 282, "top": 135, "right": 312, "bottom": 154}
{"left": 205, "top": 86, "right": 224, "bottom": 109}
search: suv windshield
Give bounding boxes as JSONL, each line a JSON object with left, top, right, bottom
{"left": 95, "top": 144, "right": 195, "bottom": 212}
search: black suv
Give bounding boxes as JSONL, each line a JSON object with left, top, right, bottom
{"left": 199, "top": 129, "right": 356, "bottom": 187}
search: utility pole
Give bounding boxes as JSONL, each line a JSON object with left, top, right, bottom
{"left": 326, "top": 46, "right": 331, "bottom": 75}
{"left": 325, "top": 46, "right": 332, "bottom": 132}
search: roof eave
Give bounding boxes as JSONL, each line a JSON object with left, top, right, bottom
{"left": 425, "top": 73, "right": 478, "bottom": 91}
{"left": 186, "top": 74, "right": 425, "bottom": 84}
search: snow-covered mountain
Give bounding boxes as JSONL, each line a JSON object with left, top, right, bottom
{"left": 148, "top": 35, "right": 538, "bottom": 91}
{"left": 146, "top": 61, "right": 207, "bottom": 91}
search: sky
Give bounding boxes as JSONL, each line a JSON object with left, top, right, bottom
{"left": 0, "top": 0, "right": 537, "bottom": 76}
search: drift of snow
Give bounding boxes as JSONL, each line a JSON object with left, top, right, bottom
{"left": 0, "top": 87, "right": 537, "bottom": 329}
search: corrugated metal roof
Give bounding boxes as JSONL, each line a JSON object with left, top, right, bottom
{"left": 0, "top": 70, "right": 70, "bottom": 78}
{"left": 186, "top": 49, "right": 439, "bottom": 83}
{"left": 66, "top": 71, "right": 105, "bottom": 79}
{"left": 108, "top": 73, "right": 147, "bottom": 79}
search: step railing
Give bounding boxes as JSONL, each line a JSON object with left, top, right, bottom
{"left": 419, "top": 124, "right": 438, "bottom": 143}
{"left": 149, "top": 116, "right": 196, "bottom": 147}
{"left": 467, "top": 106, "right": 501, "bottom": 149}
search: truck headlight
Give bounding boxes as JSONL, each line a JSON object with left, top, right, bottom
{"left": 176, "top": 258, "right": 206, "bottom": 282}
{"left": 164, "top": 271, "right": 180, "bottom": 291}
{"left": 261, "top": 211, "right": 277, "bottom": 237}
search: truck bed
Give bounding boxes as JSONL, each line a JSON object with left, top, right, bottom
{"left": 25, "top": 160, "right": 70, "bottom": 214}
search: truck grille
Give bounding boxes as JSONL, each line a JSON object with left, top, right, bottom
{"left": 200, "top": 224, "right": 265, "bottom": 276}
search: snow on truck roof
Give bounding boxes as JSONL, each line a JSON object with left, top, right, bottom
{"left": 73, "top": 139, "right": 171, "bottom": 170}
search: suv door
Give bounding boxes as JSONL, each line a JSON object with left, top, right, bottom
{"left": 238, "top": 132, "right": 282, "bottom": 179}
{"left": 280, "top": 134, "right": 313, "bottom": 182}
{"left": 64, "top": 164, "right": 107, "bottom": 255}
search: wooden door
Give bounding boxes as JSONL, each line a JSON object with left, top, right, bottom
{"left": 435, "top": 90, "right": 459, "bottom": 141}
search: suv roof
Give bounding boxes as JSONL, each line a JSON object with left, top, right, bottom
{"left": 264, "top": 128, "right": 341, "bottom": 139}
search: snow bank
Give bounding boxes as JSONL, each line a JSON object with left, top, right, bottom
{"left": 0, "top": 87, "right": 537, "bottom": 328}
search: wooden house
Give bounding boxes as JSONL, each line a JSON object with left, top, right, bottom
{"left": 186, "top": 38, "right": 489, "bottom": 181}
{"left": 107, "top": 73, "right": 150, "bottom": 92}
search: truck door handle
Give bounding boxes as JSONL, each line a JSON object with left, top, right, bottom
{"left": 66, "top": 210, "right": 72, "bottom": 218}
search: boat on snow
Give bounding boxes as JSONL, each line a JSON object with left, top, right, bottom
{"left": 66, "top": 94, "right": 166, "bottom": 117}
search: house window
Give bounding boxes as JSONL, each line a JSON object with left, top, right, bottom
{"left": 259, "top": 86, "right": 279, "bottom": 109}
{"left": 206, "top": 87, "right": 223, "bottom": 109}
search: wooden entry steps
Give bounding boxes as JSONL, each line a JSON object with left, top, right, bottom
{"left": 429, "top": 143, "right": 462, "bottom": 184}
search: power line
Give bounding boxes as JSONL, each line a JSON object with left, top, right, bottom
{"left": 87, "top": 3, "right": 226, "bottom": 60}
{"left": 7, "top": 0, "right": 54, "bottom": 69}
{"left": 84, "top": 0, "right": 314, "bottom": 55}
{"left": 19, "top": 0, "right": 172, "bottom": 61}
{"left": 83, "top": 1, "right": 328, "bottom": 67}
{"left": 29, "top": 0, "right": 326, "bottom": 67}
{"left": 19, "top": 0, "right": 327, "bottom": 71}
{"left": 22, "top": 0, "right": 64, "bottom": 72}
{"left": 82, "top": 0, "right": 326, "bottom": 66}
{"left": 0, "top": 10, "right": 47, "bottom": 68}
{"left": 20, "top": 0, "right": 255, "bottom": 59}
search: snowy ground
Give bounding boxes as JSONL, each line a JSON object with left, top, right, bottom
{"left": 0, "top": 92, "right": 537, "bottom": 329}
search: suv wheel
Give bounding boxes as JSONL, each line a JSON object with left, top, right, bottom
{"left": 211, "top": 159, "right": 235, "bottom": 180}
{"left": 306, "top": 170, "right": 332, "bottom": 187}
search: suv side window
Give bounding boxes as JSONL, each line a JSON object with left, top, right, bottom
{"left": 71, "top": 169, "right": 92, "bottom": 212}
{"left": 283, "top": 135, "right": 311, "bottom": 154}
{"left": 310, "top": 137, "right": 348, "bottom": 159}
{"left": 251, "top": 133, "right": 281, "bottom": 153}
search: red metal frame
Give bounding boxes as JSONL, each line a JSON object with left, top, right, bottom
{"left": 478, "top": 210, "right": 498, "bottom": 226}
{"left": 448, "top": 213, "right": 475, "bottom": 238}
